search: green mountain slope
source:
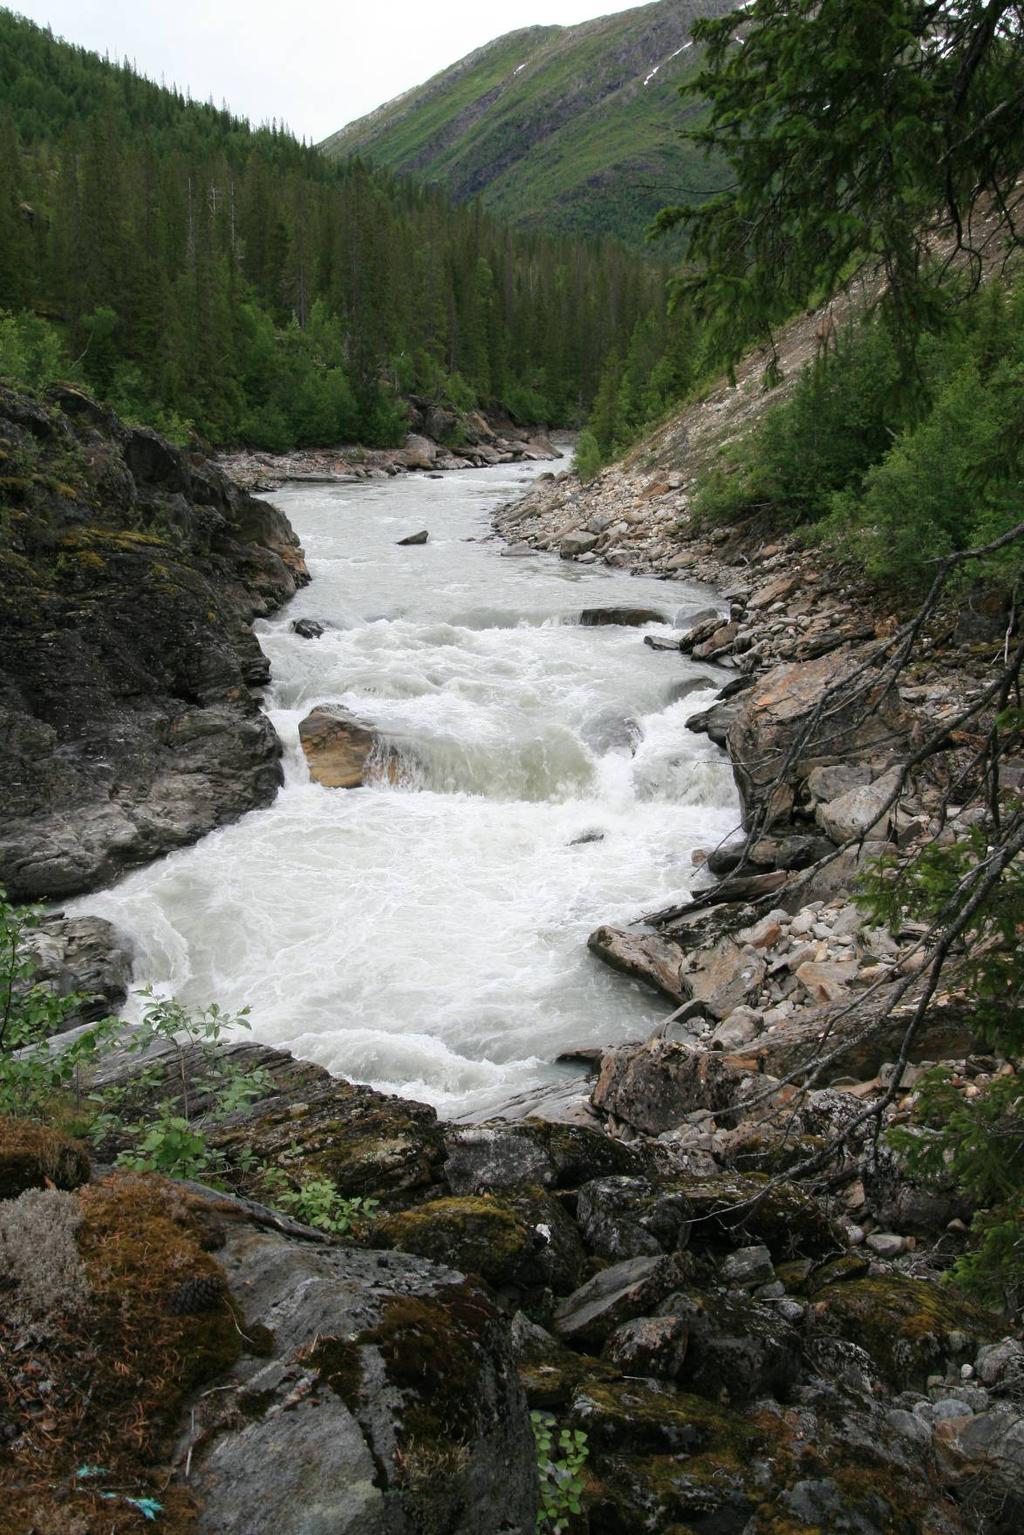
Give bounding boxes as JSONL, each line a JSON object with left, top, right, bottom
{"left": 321, "top": 0, "right": 735, "bottom": 246}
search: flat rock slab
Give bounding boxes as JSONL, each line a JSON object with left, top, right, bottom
{"left": 587, "top": 925, "right": 686, "bottom": 1003}
{"left": 553, "top": 1252, "right": 693, "bottom": 1347}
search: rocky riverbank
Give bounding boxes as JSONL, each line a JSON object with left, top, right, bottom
{"left": 0, "top": 385, "right": 308, "bottom": 902}
{"left": 219, "top": 403, "right": 562, "bottom": 492}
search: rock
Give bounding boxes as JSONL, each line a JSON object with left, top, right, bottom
{"left": 795, "top": 958, "right": 859, "bottom": 1004}
{"left": 575, "top": 1176, "right": 678, "bottom": 1261}
{"left": 809, "top": 1274, "right": 996, "bottom": 1390}
{"left": 191, "top": 1226, "right": 535, "bottom": 1535}
{"left": 560, "top": 530, "right": 599, "bottom": 558}
{"left": 444, "top": 1119, "right": 640, "bottom": 1196}
{"left": 688, "top": 938, "right": 767, "bottom": 1020}
{"left": 500, "top": 542, "right": 540, "bottom": 557}
{"left": 579, "top": 606, "right": 665, "bottom": 627}
{"left": 709, "top": 1006, "right": 763, "bottom": 1051}
{"left": 396, "top": 529, "right": 429, "bottom": 545}
{"left": 602, "top": 1314, "right": 690, "bottom": 1379}
{"left": 552, "top": 1252, "right": 694, "bottom": 1347}
{"left": 373, "top": 1191, "right": 585, "bottom": 1298}
{"left": 864, "top": 1231, "right": 908, "bottom": 1259}
{"left": 401, "top": 432, "right": 437, "bottom": 469}
{"left": 591, "top": 1042, "right": 770, "bottom": 1137}
{"left": 720, "top": 1243, "right": 775, "bottom": 1287}
{"left": 657, "top": 1288, "right": 803, "bottom": 1401}
{"left": 298, "top": 705, "right": 398, "bottom": 789}
{"left": 290, "top": 617, "right": 326, "bottom": 639}
{"left": 586, "top": 925, "right": 686, "bottom": 1003}
{"left": 23, "top": 913, "right": 133, "bottom": 1032}
{"left": 726, "top": 650, "right": 912, "bottom": 827}
{"left": 0, "top": 385, "right": 307, "bottom": 902}
{"left": 805, "top": 762, "right": 871, "bottom": 803}
{"left": 975, "top": 1337, "right": 1024, "bottom": 1392}
{"left": 816, "top": 764, "right": 904, "bottom": 842}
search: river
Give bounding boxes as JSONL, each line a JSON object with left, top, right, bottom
{"left": 70, "top": 457, "right": 741, "bottom": 1117}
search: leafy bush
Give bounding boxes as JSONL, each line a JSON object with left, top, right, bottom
{"left": 260, "top": 1172, "right": 380, "bottom": 1235}
{"left": 574, "top": 430, "right": 602, "bottom": 483}
{"left": 0, "top": 309, "right": 75, "bottom": 392}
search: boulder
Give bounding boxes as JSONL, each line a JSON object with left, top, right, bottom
{"left": 190, "top": 1226, "right": 536, "bottom": 1535}
{"left": 726, "top": 649, "right": 912, "bottom": 826}
{"left": 591, "top": 1041, "right": 768, "bottom": 1136}
{"left": 23, "top": 913, "right": 133, "bottom": 1032}
{"left": 372, "top": 1190, "right": 586, "bottom": 1298}
{"left": 656, "top": 1288, "right": 804, "bottom": 1401}
{"left": 816, "top": 764, "right": 903, "bottom": 843}
{"left": 552, "top": 1252, "right": 694, "bottom": 1347}
{"left": 444, "top": 1119, "right": 641, "bottom": 1196}
{"left": 688, "top": 938, "right": 766, "bottom": 1020}
{"left": 586, "top": 925, "right": 686, "bottom": 1003}
{"left": 298, "top": 706, "right": 398, "bottom": 789}
{"left": 579, "top": 607, "right": 665, "bottom": 627}
{"left": 290, "top": 617, "right": 326, "bottom": 639}
{"left": 560, "top": 530, "right": 599, "bottom": 558}
{"left": 401, "top": 432, "right": 437, "bottom": 469}
{"left": 396, "top": 529, "right": 429, "bottom": 546}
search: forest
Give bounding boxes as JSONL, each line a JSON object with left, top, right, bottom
{"left": 0, "top": 9, "right": 687, "bottom": 450}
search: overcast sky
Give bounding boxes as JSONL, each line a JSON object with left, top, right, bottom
{"left": 11, "top": 0, "right": 653, "bottom": 143}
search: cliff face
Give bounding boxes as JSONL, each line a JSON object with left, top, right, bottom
{"left": 321, "top": 0, "right": 736, "bottom": 246}
{"left": 0, "top": 385, "right": 308, "bottom": 901}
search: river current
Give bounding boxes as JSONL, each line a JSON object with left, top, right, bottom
{"left": 70, "top": 457, "right": 741, "bottom": 1116}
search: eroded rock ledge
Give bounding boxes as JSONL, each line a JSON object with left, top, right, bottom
{"left": 0, "top": 384, "right": 309, "bottom": 901}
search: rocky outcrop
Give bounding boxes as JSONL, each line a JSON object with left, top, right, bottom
{"left": 0, "top": 385, "right": 308, "bottom": 901}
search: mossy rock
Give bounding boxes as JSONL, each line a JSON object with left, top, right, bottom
{"left": 809, "top": 1273, "right": 996, "bottom": 1390}
{"left": 571, "top": 1378, "right": 761, "bottom": 1459}
{"left": 209, "top": 1076, "right": 446, "bottom": 1207}
{"left": 374, "top": 1188, "right": 585, "bottom": 1296}
{"left": 654, "top": 1288, "right": 804, "bottom": 1402}
{"left": 671, "top": 1171, "right": 841, "bottom": 1260}
{"left": 0, "top": 1117, "right": 91, "bottom": 1200}
{"left": 444, "top": 1117, "right": 645, "bottom": 1196}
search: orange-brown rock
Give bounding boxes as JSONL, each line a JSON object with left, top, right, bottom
{"left": 298, "top": 706, "right": 398, "bottom": 789}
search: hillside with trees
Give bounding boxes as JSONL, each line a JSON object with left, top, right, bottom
{"left": 0, "top": 9, "right": 685, "bottom": 450}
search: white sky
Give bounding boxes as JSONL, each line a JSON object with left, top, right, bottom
{"left": 10, "top": 0, "right": 655, "bottom": 143}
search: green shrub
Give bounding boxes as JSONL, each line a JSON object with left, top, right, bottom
{"left": 0, "top": 309, "right": 75, "bottom": 392}
{"left": 574, "top": 429, "right": 602, "bottom": 483}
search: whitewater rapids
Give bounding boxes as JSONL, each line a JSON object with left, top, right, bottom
{"left": 70, "top": 457, "right": 741, "bottom": 1116}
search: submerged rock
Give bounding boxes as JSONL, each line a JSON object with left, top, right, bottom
{"left": 396, "top": 529, "right": 429, "bottom": 545}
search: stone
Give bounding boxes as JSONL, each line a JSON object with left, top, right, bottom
{"left": 720, "top": 1243, "right": 775, "bottom": 1287}
{"left": 687, "top": 938, "right": 766, "bottom": 1020}
{"left": 865, "top": 1231, "right": 908, "bottom": 1258}
{"left": 586, "top": 925, "right": 686, "bottom": 1003}
{"left": 290, "top": 617, "right": 326, "bottom": 639}
{"left": 396, "top": 529, "right": 429, "bottom": 545}
{"left": 975, "top": 1337, "right": 1024, "bottom": 1391}
{"left": 591, "top": 1041, "right": 764, "bottom": 1136}
{"left": 560, "top": 530, "right": 599, "bottom": 558}
{"left": 817, "top": 765, "right": 904, "bottom": 843}
{"left": 726, "top": 651, "right": 912, "bottom": 828}
{"left": 602, "top": 1314, "right": 690, "bottom": 1379}
{"left": 401, "top": 432, "right": 437, "bottom": 469}
{"left": 298, "top": 706, "right": 398, "bottom": 789}
{"left": 795, "top": 958, "right": 859, "bottom": 1004}
{"left": 657, "top": 1289, "right": 804, "bottom": 1401}
{"left": 191, "top": 1226, "right": 535, "bottom": 1535}
{"left": 444, "top": 1119, "right": 640, "bottom": 1196}
{"left": 553, "top": 1252, "right": 694, "bottom": 1347}
{"left": 805, "top": 763, "right": 871, "bottom": 803}
{"left": 709, "top": 1006, "right": 763, "bottom": 1051}
{"left": 24, "top": 913, "right": 133, "bottom": 1033}
{"left": 579, "top": 606, "right": 665, "bottom": 627}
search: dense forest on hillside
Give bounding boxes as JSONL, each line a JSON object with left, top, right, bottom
{"left": 0, "top": 9, "right": 686, "bottom": 450}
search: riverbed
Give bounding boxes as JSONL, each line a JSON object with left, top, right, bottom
{"left": 71, "top": 458, "right": 741, "bottom": 1116}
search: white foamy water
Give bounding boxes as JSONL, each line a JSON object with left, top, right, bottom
{"left": 69, "top": 458, "right": 741, "bottom": 1115}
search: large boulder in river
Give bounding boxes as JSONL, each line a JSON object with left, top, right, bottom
{"left": 298, "top": 705, "right": 398, "bottom": 789}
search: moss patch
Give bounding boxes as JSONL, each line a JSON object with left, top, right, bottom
{"left": 0, "top": 1116, "right": 91, "bottom": 1199}
{"left": 809, "top": 1273, "right": 996, "bottom": 1389}
{"left": 0, "top": 1173, "right": 243, "bottom": 1535}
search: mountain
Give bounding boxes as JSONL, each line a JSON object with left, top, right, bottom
{"left": 321, "top": 0, "right": 736, "bottom": 248}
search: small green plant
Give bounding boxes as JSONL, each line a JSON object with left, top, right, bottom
{"left": 531, "top": 1411, "right": 588, "bottom": 1533}
{"left": 574, "top": 429, "right": 602, "bottom": 483}
{"left": 101, "top": 989, "right": 271, "bottom": 1184}
{"left": 260, "top": 1167, "right": 379, "bottom": 1235}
